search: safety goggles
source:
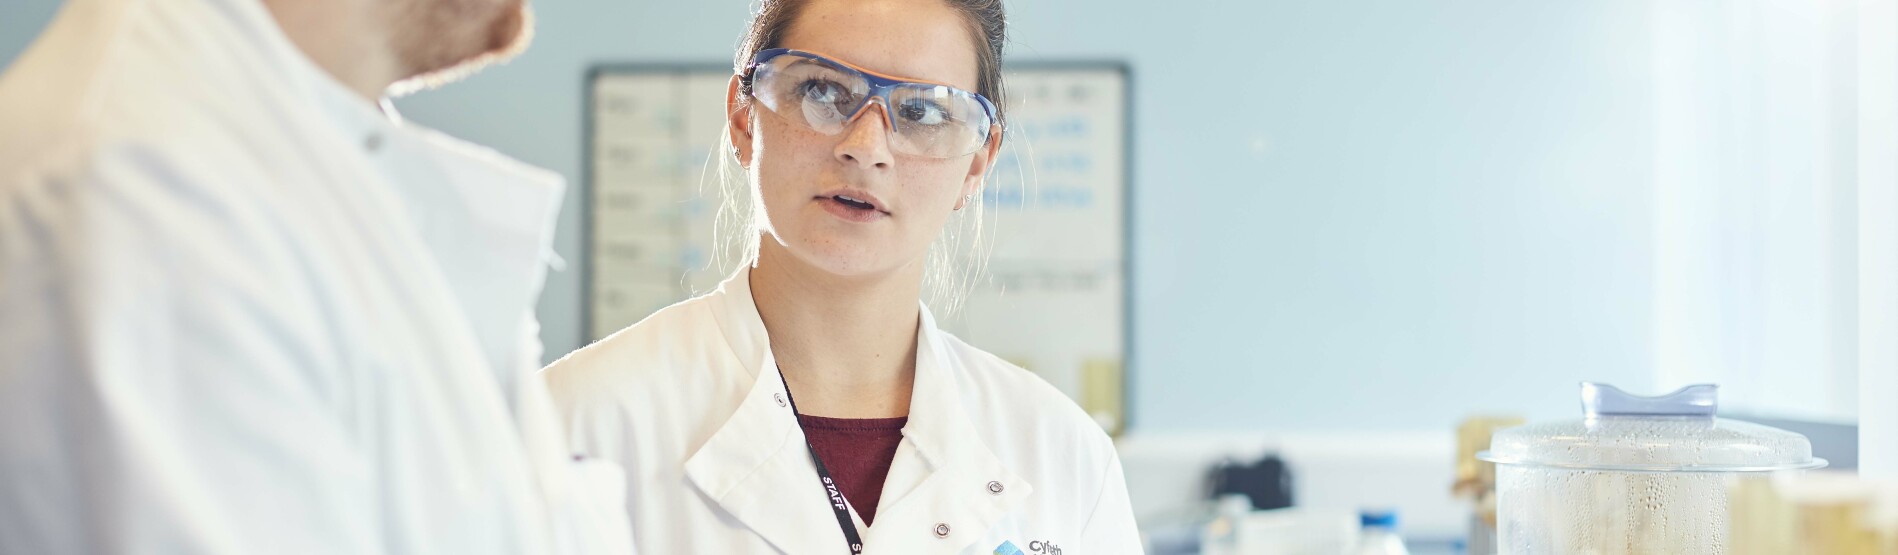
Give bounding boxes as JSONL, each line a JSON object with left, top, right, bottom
{"left": 742, "top": 48, "right": 999, "bottom": 159}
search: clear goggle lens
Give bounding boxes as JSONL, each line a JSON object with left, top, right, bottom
{"left": 749, "top": 50, "right": 996, "bottom": 159}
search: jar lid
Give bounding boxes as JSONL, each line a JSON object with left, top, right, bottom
{"left": 1476, "top": 383, "right": 1828, "bottom": 473}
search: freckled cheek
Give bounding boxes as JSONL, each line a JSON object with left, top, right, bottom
{"left": 897, "top": 163, "right": 971, "bottom": 212}
{"left": 888, "top": 167, "right": 969, "bottom": 247}
{"left": 753, "top": 124, "right": 838, "bottom": 204}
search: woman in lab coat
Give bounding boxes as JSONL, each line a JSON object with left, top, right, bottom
{"left": 541, "top": 0, "right": 1142, "bottom": 552}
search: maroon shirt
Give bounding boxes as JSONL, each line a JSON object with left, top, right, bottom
{"left": 797, "top": 414, "right": 908, "bottom": 525}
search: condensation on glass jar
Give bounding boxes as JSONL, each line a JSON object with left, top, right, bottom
{"left": 1477, "top": 383, "right": 1827, "bottom": 555}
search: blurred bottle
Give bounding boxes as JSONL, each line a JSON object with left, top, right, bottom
{"left": 1355, "top": 510, "right": 1410, "bottom": 555}
{"left": 1199, "top": 494, "right": 1252, "bottom": 555}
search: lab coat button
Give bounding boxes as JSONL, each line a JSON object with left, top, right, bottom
{"left": 933, "top": 523, "right": 951, "bottom": 538}
{"left": 987, "top": 481, "right": 1004, "bottom": 494}
{"left": 773, "top": 392, "right": 787, "bottom": 407}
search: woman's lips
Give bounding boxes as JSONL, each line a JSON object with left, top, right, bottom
{"left": 818, "top": 195, "right": 887, "bottom": 223}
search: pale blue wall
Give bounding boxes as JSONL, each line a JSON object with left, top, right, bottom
{"left": 2, "top": 0, "right": 1657, "bottom": 431}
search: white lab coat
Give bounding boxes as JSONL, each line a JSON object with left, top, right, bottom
{"left": 544, "top": 267, "right": 1144, "bottom": 554}
{"left": 0, "top": 0, "right": 632, "bottom": 553}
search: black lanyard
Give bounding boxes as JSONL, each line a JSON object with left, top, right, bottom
{"left": 777, "top": 370, "right": 866, "bottom": 554}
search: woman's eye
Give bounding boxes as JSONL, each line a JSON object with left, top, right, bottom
{"left": 798, "top": 79, "right": 850, "bottom": 104}
{"left": 899, "top": 101, "right": 949, "bottom": 126}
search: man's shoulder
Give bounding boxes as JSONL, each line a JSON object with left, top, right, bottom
{"left": 0, "top": 0, "right": 301, "bottom": 183}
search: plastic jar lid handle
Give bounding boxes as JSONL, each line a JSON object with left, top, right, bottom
{"left": 1582, "top": 382, "right": 1718, "bottom": 418}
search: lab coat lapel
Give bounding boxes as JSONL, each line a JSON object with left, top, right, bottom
{"left": 865, "top": 304, "right": 1034, "bottom": 554}
{"left": 376, "top": 125, "right": 566, "bottom": 393}
{"left": 683, "top": 269, "right": 862, "bottom": 554}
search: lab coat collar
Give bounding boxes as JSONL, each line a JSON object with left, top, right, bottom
{"left": 197, "top": 0, "right": 401, "bottom": 141}
{"left": 220, "top": 0, "right": 564, "bottom": 380}
{"left": 257, "top": 0, "right": 577, "bottom": 526}
{"left": 211, "top": 0, "right": 571, "bottom": 506}
{"left": 686, "top": 267, "right": 1032, "bottom": 553}
{"left": 225, "top": 0, "right": 570, "bottom": 505}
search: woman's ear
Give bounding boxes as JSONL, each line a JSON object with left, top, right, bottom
{"left": 958, "top": 125, "right": 1004, "bottom": 209}
{"left": 727, "top": 74, "right": 755, "bottom": 168}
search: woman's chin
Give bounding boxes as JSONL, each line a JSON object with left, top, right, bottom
{"left": 777, "top": 238, "right": 905, "bottom": 279}
{"left": 804, "top": 251, "right": 894, "bottom": 278}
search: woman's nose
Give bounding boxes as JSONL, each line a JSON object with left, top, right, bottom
{"left": 833, "top": 98, "right": 895, "bottom": 170}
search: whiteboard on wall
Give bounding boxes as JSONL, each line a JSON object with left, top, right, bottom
{"left": 585, "top": 63, "right": 1132, "bottom": 432}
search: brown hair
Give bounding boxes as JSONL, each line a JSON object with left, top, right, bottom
{"left": 733, "top": 0, "right": 1010, "bottom": 129}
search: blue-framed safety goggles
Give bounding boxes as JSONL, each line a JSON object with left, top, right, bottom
{"left": 742, "top": 48, "right": 999, "bottom": 159}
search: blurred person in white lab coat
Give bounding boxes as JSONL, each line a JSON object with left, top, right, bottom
{"left": 541, "top": 0, "right": 1142, "bottom": 552}
{"left": 0, "top": 0, "right": 632, "bottom": 553}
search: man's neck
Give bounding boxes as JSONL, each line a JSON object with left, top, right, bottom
{"left": 751, "top": 240, "right": 923, "bottom": 419}
{"left": 260, "top": 0, "right": 400, "bottom": 100}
